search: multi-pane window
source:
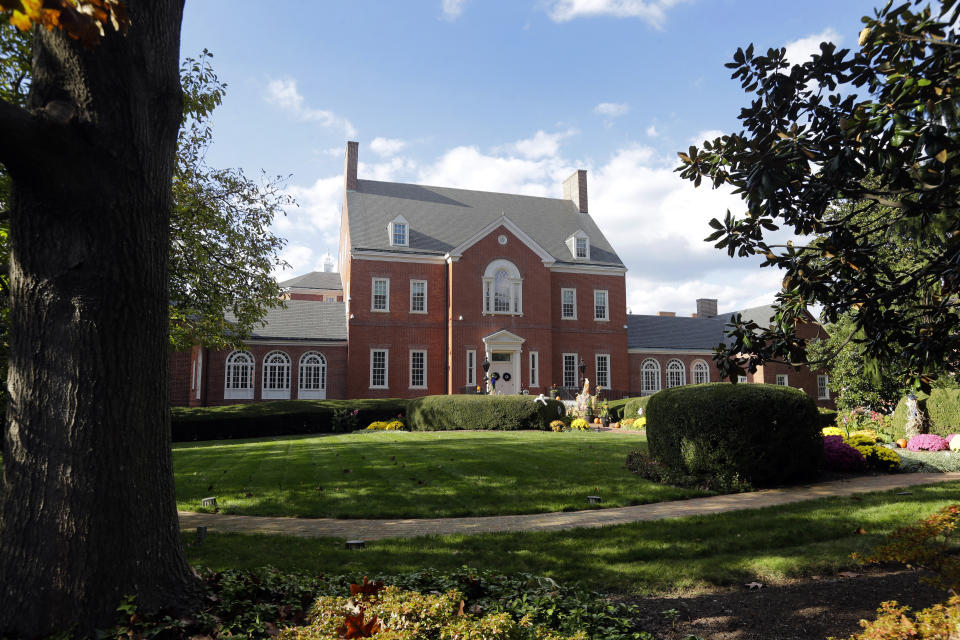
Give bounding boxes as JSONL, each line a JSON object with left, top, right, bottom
{"left": 482, "top": 260, "right": 522, "bottom": 315}
{"left": 692, "top": 360, "right": 710, "bottom": 385}
{"left": 595, "top": 354, "right": 610, "bottom": 389}
{"left": 225, "top": 350, "right": 255, "bottom": 399}
{"left": 392, "top": 222, "right": 407, "bottom": 246}
{"left": 410, "top": 350, "right": 426, "bottom": 388}
{"left": 776, "top": 374, "right": 789, "bottom": 386}
{"left": 561, "top": 288, "right": 576, "bottom": 319}
{"left": 262, "top": 351, "right": 292, "bottom": 399}
{"left": 575, "top": 236, "right": 588, "bottom": 258}
{"left": 594, "top": 290, "right": 608, "bottom": 321}
{"left": 529, "top": 351, "right": 539, "bottom": 388}
{"left": 666, "top": 359, "right": 686, "bottom": 388}
{"left": 563, "top": 353, "right": 578, "bottom": 388}
{"left": 466, "top": 350, "right": 476, "bottom": 388}
{"left": 818, "top": 374, "right": 830, "bottom": 400}
{"left": 410, "top": 279, "right": 427, "bottom": 313}
{"left": 372, "top": 278, "right": 389, "bottom": 311}
{"left": 298, "top": 351, "right": 327, "bottom": 399}
{"left": 493, "top": 269, "right": 512, "bottom": 312}
{"left": 641, "top": 359, "right": 660, "bottom": 395}
{"left": 370, "top": 349, "right": 388, "bottom": 388}
{"left": 737, "top": 375, "right": 748, "bottom": 383}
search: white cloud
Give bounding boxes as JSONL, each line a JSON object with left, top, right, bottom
{"left": 625, "top": 270, "right": 781, "bottom": 316}
{"left": 369, "top": 137, "right": 408, "bottom": 157}
{"left": 418, "top": 145, "right": 566, "bottom": 196}
{"left": 441, "top": 0, "right": 466, "bottom": 20}
{"left": 501, "top": 129, "right": 576, "bottom": 160}
{"left": 265, "top": 77, "right": 357, "bottom": 138}
{"left": 689, "top": 129, "right": 724, "bottom": 146}
{"left": 784, "top": 28, "right": 842, "bottom": 66}
{"left": 594, "top": 102, "right": 629, "bottom": 117}
{"left": 645, "top": 124, "right": 658, "bottom": 137}
{"left": 545, "top": 0, "right": 688, "bottom": 28}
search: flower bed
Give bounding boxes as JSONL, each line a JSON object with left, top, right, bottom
{"left": 908, "top": 434, "right": 950, "bottom": 452}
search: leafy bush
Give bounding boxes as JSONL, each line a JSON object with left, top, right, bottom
{"left": 605, "top": 398, "right": 630, "bottom": 420}
{"left": 818, "top": 407, "right": 838, "bottom": 428}
{"left": 892, "top": 387, "right": 960, "bottom": 439}
{"left": 841, "top": 436, "right": 900, "bottom": 472}
{"left": 625, "top": 448, "right": 750, "bottom": 492}
{"left": 646, "top": 383, "right": 822, "bottom": 487}
{"left": 366, "top": 421, "right": 389, "bottom": 430}
{"left": 549, "top": 420, "right": 567, "bottom": 432}
{"left": 824, "top": 435, "right": 866, "bottom": 471}
{"left": 385, "top": 420, "right": 405, "bottom": 431}
{"left": 406, "top": 395, "right": 565, "bottom": 431}
{"left": 170, "top": 399, "right": 408, "bottom": 442}
{"left": 570, "top": 418, "right": 590, "bottom": 431}
{"left": 897, "top": 449, "right": 960, "bottom": 473}
{"left": 623, "top": 395, "right": 654, "bottom": 420}
{"left": 822, "top": 426, "right": 845, "bottom": 437}
{"left": 908, "top": 434, "right": 950, "bottom": 452}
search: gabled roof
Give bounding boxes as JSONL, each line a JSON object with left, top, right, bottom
{"left": 247, "top": 300, "right": 347, "bottom": 341}
{"left": 279, "top": 271, "right": 343, "bottom": 291}
{"left": 627, "top": 305, "right": 781, "bottom": 351}
{"left": 346, "top": 179, "right": 624, "bottom": 267}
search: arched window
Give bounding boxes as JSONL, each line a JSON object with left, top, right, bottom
{"left": 225, "top": 350, "right": 255, "bottom": 399}
{"left": 692, "top": 359, "right": 710, "bottom": 385}
{"left": 298, "top": 351, "right": 327, "bottom": 399}
{"left": 262, "top": 351, "right": 291, "bottom": 399}
{"left": 641, "top": 358, "right": 661, "bottom": 396}
{"left": 482, "top": 259, "right": 522, "bottom": 315}
{"left": 666, "top": 359, "right": 686, "bottom": 388}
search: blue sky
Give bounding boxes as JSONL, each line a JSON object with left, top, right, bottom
{"left": 180, "top": 0, "right": 879, "bottom": 316}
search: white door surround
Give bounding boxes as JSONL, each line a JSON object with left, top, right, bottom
{"left": 482, "top": 329, "right": 525, "bottom": 394}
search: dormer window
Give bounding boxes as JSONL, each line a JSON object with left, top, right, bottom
{"left": 388, "top": 215, "right": 409, "bottom": 247}
{"left": 566, "top": 230, "right": 590, "bottom": 260}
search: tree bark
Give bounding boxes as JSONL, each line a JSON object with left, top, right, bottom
{"left": 0, "top": 2, "right": 198, "bottom": 635}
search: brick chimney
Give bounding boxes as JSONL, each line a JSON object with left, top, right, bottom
{"left": 658, "top": 311, "right": 676, "bottom": 317}
{"left": 562, "top": 170, "right": 588, "bottom": 213}
{"left": 696, "top": 298, "right": 718, "bottom": 318}
{"left": 344, "top": 141, "right": 358, "bottom": 191}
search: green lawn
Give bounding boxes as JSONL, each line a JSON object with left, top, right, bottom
{"left": 173, "top": 430, "right": 702, "bottom": 518}
{"left": 183, "top": 480, "right": 960, "bottom": 595}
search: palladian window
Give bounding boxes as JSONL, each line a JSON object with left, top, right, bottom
{"left": 482, "top": 259, "right": 522, "bottom": 315}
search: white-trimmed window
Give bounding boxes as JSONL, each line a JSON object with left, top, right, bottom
{"left": 410, "top": 349, "right": 426, "bottom": 389}
{"left": 193, "top": 351, "right": 203, "bottom": 400}
{"left": 224, "top": 350, "right": 255, "bottom": 399}
{"left": 372, "top": 277, "right": 389, "bottom": 312}
{"left": 529, "top": 351, "right": 539, "bottom": 388}
{"left": 776, "top": 374, "right": 789, "bottom": 386}
{"left": 482, "top": 259, "right": 522, "bottom": 315}
{"left": 692, "top": 359, "right": 710, "bottom": 385}
{"left": 566, "top": 230, "right": 590, "bottom": 260}
{"left": 410, "top": 279, "right": 427, "bottom": 314}
{"left": 466, "top": 349, "right": 476, "bottom": 388}
{"left": 737, "top": 375, "right": 748, "bottom": 383}
{"left": 595, "top": 354, "right": 610, "bottom": 389}
{"left": 561, "top": 288, "right": 577, "bottom": 319}
{"left": 370, "top": 349, "right": 388, "bottom": 389}
{"left": 666, "top": 359, "right": 686, "bottom": 388}
{"left": 262, "top": 351, "right": 292, "bottom": 399}
{"left": 563, "top": 353, "right": 578, "bottom": 388}
{"left": 818, "top": 374, "right": 830, "bottom": 400}
{"left": 298, "top": 351, "right": 327, "bottom": 399}
{"left": 389, "top": 215, "right": 409, "bottom": 247}
{"left": 641, "top": 358, "right": 661, "bottom": 396}
{"left": 594, "top": 290, "right": 609, "bottom": 321}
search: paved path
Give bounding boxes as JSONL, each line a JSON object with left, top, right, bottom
{"left": 178, "top": 472, "right": 960, "bottom": 541}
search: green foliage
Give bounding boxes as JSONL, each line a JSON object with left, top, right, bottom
{"left": 818, "top": 407, "right": 838, "bottom": 428}
{"left": 605, "top": 398, "right": 629, "bottom": 420}
{"left": 549, "top": 420, "right": 567, "bottom": 432}
{"left": 677, "top": 1, "right": 960, "bottom": 390}
{"left": 170, "top": 399, "right": 407, "bottom": 441}
{"left": 891, "top": 387, "right": 960, "bottom": 438}
{"left": 646, "top": 383, "right": 822, "bottom": 487}
{"left": 406, "top": 395, "right": 565, "bottom": 431}
{"left": 895, "top": 449, "right": 960, "bottom": 473}
{"left": 623, "top": 395, "right": 654, "bottom": 421}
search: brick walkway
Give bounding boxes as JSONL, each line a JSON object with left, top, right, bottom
{"left": 178, "top": 472, "right": 960, "bottom": 541}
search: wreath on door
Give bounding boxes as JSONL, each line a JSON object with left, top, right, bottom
{"left": 502, "top": 372, "right": 512, "bottom": 382}
{"left": 489, "top": 372, "right": 500, "bottom": 381}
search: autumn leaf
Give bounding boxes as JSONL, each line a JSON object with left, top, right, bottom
{"left": 1, "top": 0, "right": 128, "bottom": 46}
{"left": 337, "top": 607, "right": 381, "bottom": 639}
{"left": 349, "top": 576, "right": 385, "bottom": 600}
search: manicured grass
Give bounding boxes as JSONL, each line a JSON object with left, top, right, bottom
{"left": 173, "top": 430, "right": 701, "bottom": 518}
{"left": 183, "top": 480, "right": 960, "bottom": 595}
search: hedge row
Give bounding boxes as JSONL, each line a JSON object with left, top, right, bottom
{"left": 170, "top": 399, "right": 408, "bottom": 442}
{"left": 406, "top": 395, "right": 565, "bottom": 431}
{"left": 623, "top": 395, "right": 655, "bottom": 420}
{"left": 646, "top": 383, "right": 822, "bottom": 488}
{"left": 891, "top": 387, "right": 960, "bottom": 439}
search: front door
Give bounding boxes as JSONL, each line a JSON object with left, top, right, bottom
{"left": 489, "top": 352, "right": 515, "bottom": 394}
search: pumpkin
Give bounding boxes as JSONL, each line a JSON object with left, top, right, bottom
{"left": 896, "top": 438, "right": 908, "bottom": 448}
{"left": 594, "top": 418, "right": 601, "bottom": 424}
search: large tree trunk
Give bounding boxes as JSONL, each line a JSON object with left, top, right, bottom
{"left": 0, "top": 2, "right": 198, "bottom": 635}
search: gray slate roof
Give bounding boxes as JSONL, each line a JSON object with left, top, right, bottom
{"left": 279, "top": 271, "right": 343, "bottom": 291}
{"left": 346, "top": 179, "right": 624, "bottom": 267}
{"left": 627, "top": 304, "right": 779, "bottom": 350}
{"left": 247, "top": 300, "right": 347, "bottom": 342}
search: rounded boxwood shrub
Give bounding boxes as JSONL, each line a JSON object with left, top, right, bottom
{"left": 892, "top": 387, "right": 960, "bottom": 439}
{"left": 646, "top": 382, "right": 822, "bottom": 488}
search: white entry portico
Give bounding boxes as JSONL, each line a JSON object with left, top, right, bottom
{"left": 481, "top": 329, "right": 525, "bottom": 394}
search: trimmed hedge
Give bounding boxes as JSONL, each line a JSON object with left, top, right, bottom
{"left": 818, "top": 407, "right": 838, "bottom": 428}
{"left": 623, "top": 395, "right": 655, "bottom": 420}
{"left": 605, "top": 398, "right": 629, "bottom": 420}
{"left": 891, "top": 387, "right": 960, "bottom": 439}
{"left": 646, "top": 383, "right": 822, "bottom": 488}
{"left": 171, "top": 399, "right": 409, "bottom": 442}
{"left": 406, "top": 395, "right": 566, "bottom": 431}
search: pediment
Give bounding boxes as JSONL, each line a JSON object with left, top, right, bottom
{"left": 482, "top": 329, "right": 526, "bottom": 345}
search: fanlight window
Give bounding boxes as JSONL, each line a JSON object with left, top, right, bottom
{"left": 666, "top": 359, "right": 686, "bottom": 388}
{"left": 482, "top": 259, "right": 522, "bottom": 315}
{"left": 262, "top": 351, "right": 291, "bottom": 399}
{"left": 298, "top": 351, "right": 327, "bottom": 399}
{"left": 225, "top": 350, "right": 255, "bottom": 399}
{"left": 641, "top": 359, "right": 660, "bottom": 396}
{"left": 692, "top": 360, "right": 710, "bottom": 385}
